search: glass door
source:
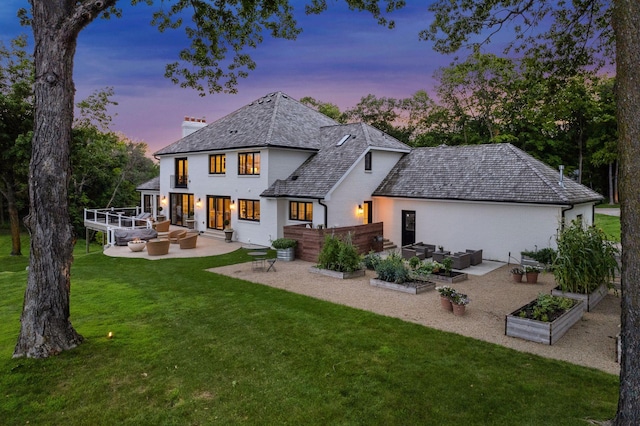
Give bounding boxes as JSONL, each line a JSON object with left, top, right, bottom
{"left": 170, "top": 193, "right": 194, "bottom": 226}
{"left": 207, "top": 196, "right": 231, "bottom": 230}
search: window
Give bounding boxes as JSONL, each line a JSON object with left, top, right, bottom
{"left": 290, "top": 201, "right": 313, "bottom": 221}
{"left": 238, "top": 152, "right": 260, "bottom": 175}
{"left": 209, "top": 154, "right": 226, "bottom": 174}
{"left": 239, "top": 199, "right": 260, "bottom": 221}
{"left": 365, "top": 151, "right": 372, "bottom": 171}
{"left": 175, "top": 158, "right": 188, "bottom": 187}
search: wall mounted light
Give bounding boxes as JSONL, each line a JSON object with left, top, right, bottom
{"left": 230, "top": 199, "right": 236, "bottom": 210}
{"left": 196, "top": 198, "right": 202, "bottom": 208}
{"left": 357, "top": 204, "right": 364, "bottom": 215}
{"left": 161, "top": 196, "right": 167, "bottom": 205}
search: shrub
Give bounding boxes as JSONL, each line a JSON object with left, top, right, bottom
{"left": 408, "top": 256, "right": 422, "bottom": 270}
{"left": 363, "top": 251, "right": 382, "bottom": 270}
{"left": 375, "top": 253, "right": 410, "bottom": 284}
{"left": 553, "top": 220, "right": 619, "bottom": 294}
{"left": 521, "top": 248, "right": 557, "bottom": 266}
{"left": 317, "top": 234, "right": 362, "bottom": 273}
{"left": 271, "top": 238, "right": 297, "bottom": 249}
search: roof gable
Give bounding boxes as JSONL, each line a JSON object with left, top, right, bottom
{"left": 154, "top": 92, "right": 339, "bottom": 156}
{"left": 373, "top": 144, "right": 603, "bottom": 205}
{"left": 261, "top": 122, "right": 410, "bottom": 198}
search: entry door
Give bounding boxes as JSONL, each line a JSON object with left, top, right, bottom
{"left": 401, "top": 210, "right": 416, "bottom": 247}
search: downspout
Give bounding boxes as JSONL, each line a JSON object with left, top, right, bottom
{"left": 318, "top": 199, "right": 328, "bottom": 228}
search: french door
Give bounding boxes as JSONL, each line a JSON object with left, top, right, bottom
{"left": 207, "top": 196, "right": 231, "bottom": 230}
{"left": 170, "top": 193, "right": 194, "bottom": 226}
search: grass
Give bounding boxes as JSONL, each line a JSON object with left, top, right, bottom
{"left": 0, "top": 232, "right": 619, "bottom": 425}
{"left": 595, "top": 213, "right": 621, "bottom": 243}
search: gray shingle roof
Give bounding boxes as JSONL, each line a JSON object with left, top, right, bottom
{"left": 154, "top": 92, "right": 339, "bottom": 156}
{"left": 372, "top": 144, "right": 603, "bottom": 205}
{"left": 136, "top": 176, "right": 160, "bottom": 191}
{"left": 261, "top": 122, "right": 410, "bottom": 198}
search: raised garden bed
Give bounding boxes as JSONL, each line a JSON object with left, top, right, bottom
{"left": 551, "top": 283, "right": 609, "bottom": 312}
{"left": 308, "top": 267, "right": 365, "bottom": 279}
{"left": 430, "top": 270, "right": 468, "bottom": 284}
{"left": 505, "top": 298, "right": 584, "bottom": 345}
{"left": 369, "top": 278, "right": 435, "bottom": 294}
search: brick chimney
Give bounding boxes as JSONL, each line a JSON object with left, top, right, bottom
{"left": 182, "top": 116, "right": 207, "bottom": 137}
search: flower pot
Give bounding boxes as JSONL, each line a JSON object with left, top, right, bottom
{"left": 277, "top": 247, "right": 295, "bottom": 261}
{"left": 512, "top": 273, "right": 523, "bottom": 283}
{"left": 224, "top": 229, "right": 233, "bottom": 242}
{"left": 440, "top": 296, "right": 453, "bottom": 311}
{"left": 525, "top": 271, "right": 539, "bottom": 284}
{"left": 452, "top": 303, "right": 466, "bottom": 316}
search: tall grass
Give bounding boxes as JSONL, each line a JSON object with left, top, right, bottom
{"left": 0, "top": 232, "right": 619, "bottom": 425}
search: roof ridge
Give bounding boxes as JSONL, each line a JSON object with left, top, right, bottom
{"left": 506, "top": 144, "right": 569, "bottom": 203}
{"left": 264, "top": 92, "right": 281, "bottom": 144}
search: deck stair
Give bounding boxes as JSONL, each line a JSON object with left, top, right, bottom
{"left": 383, "top": 239, "right": 397, "bottom": 251}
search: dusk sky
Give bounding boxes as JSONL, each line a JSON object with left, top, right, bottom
{"left": 0, "top": 1, "right": 510, "bottom": 155}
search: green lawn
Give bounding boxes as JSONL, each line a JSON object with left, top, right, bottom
{"left": 595, "top": 213, "right": 621, "bottom": 242}
{"left": 0, "top": 232, "right": 619, "bottom": 425}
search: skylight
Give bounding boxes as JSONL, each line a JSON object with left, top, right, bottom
{"left": 336, "top": 134, "right": 351, "bottom": 146}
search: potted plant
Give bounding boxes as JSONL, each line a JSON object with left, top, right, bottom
{"left": 551, "top": 220, "right": 619, "bottom": 311}
{"left": 271, "top": 238, "right": 297, "bottom": 261}
{"left": 510, "top": 267, "right": 525, "bottom": 283}
{"left": 223, "top": 219, "right": 233, "bottom": 242}
{"left": 524, "top": 265, "right": 541, "bottom": 283}
{"left": 450, "top": 291, "right": 470, "bottom": 316}
{"left": 436, "top": 285, "right": 456, "bottom": 311}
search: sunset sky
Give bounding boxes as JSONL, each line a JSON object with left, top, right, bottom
{"left": 1, "top": 1, "right": 510, "bottom": 154}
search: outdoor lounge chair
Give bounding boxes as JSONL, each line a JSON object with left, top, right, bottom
{"left": 448, "top": 252, "right": 471, "bottom": 269}
{"left": 153, "top": 220, "right": 171, "bottom": 239}
{"left": 402, "top": 245, "right": 425, "bottom": 260}
{"left": 414, "top": 243, "right": 436, "bottom": 258}
{"left": 147, "top": 239, "right": 170, "bottom": 256}
{"left": 168, "top": 229, "right": 187, "bottom": 244}
{"left": 179, "top": 233, "right": 198, "bottom": 249}
{"left": 465, "top": 249, "right": 483, "bottom": 265}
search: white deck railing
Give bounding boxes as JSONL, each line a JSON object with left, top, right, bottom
{"left": 84, "top": 207, "right": 153, "bottom": 246}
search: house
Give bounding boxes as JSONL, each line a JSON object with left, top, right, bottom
{"left": 142, "top": 91, "right": 602, "bottom": 262}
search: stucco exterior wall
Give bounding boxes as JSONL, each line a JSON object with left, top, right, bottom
{"left": 326, "top": 150, "right": 405, "bottom": 228}
{"left": 373, "top": 197, "right": 577, "bottom": 263}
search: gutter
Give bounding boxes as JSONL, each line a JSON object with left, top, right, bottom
{"left": 318, "top": 199, "right": 328, "bottom": 228}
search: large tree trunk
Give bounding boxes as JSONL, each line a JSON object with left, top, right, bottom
{"left": 13, "top": 1, "right": 87, "bottom": 358}
{"left": 614, "top": 0, "right": 640, "bottom": 423}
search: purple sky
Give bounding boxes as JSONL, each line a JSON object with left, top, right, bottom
{"left": 1, "top": 2, "right": 509, "bottom": 155}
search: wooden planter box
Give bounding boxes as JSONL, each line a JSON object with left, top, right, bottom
{"left": 369, "top": 278, "right": 435, "bottom": 294}
{"left": 429, "top": 271, "right": 468, "bottom": 284}
{"left": 551, "top": 283, "right": 608, "bottom": 312}
{"left": 308, "top": 267, "right": 365, "bottom": 279}
{"left": 505, "top": 299, "right": 585, "bottom": 345}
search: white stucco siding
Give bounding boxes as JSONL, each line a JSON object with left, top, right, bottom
{"left": 374, "top": 197, "right": 568, "bottom": 263}
{"left": 564, "top": 203, "right": 596, "bottom": 226}
{"left": 326, "top": 150, "right": 405, "bottom": 228}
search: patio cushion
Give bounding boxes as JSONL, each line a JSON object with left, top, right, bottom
{"left": 114, "top": 228, "right": 158, "bottom": 246}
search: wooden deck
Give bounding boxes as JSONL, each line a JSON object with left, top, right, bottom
{"left": 84, "top": 208, "right": 153, "bottom": 245}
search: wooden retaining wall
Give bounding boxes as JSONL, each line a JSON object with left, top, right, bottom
{"left": 283, "top": 222, "right": 384, "bottom": 263}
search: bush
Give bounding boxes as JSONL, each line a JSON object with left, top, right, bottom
{"left": 317, "top": 234, "right": 362, "bottom": 273}
{"left": 521, "top": 248, "right": 557, "bottom": 265}
{"left": 553, "top": 220, "right": 619, "bottom": 294}
{"left": 375, "top": 253, "right": 410, "bottom": 284}
{"left": 363, "top": 251, "right": 382, "bottom": 270}
{"left": 271, "top": 238, "right": 297, "bottom": 249}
